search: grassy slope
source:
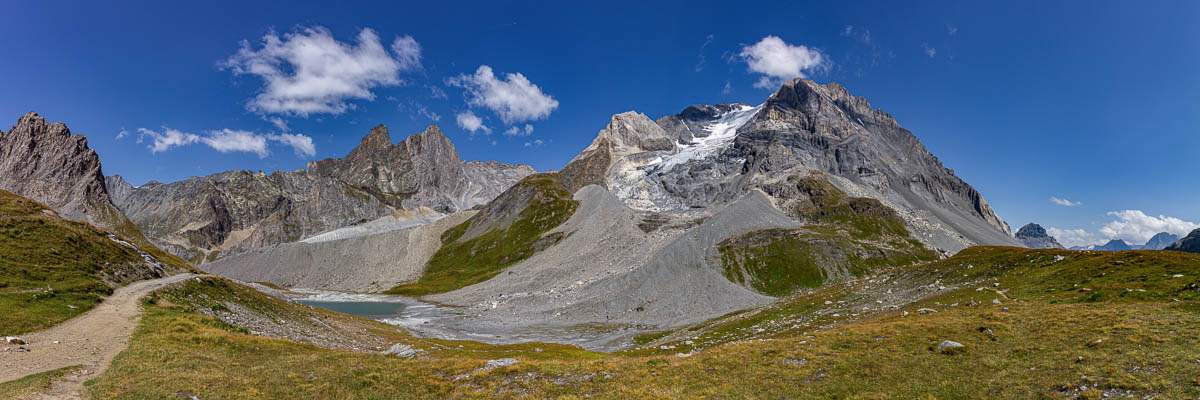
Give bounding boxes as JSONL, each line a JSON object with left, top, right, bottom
{"left": 719, "top": 175, "right": 938, "bottom": 296}
{"left": 88, "top": 247, "right": 1200, "bottom": 398}
{"left": 387, "top": 173, "right": 578, "bottom": 296}
{"left": 0, "top": 190, "right": 145, "bottom": 334}
{"left": 0, "top": 189, "right": 193, "bottom": 335}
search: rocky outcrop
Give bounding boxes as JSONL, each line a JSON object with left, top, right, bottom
{"left": 1165, "top": 229, "right": 1200, "bottom": 253}
{"left": 0, "top": 112, "right": 145, "bottom": 241}
{"left": 1140, "top": 232, "right": 1180, "bottom": 250}
{"left": 1015, "top": 223, "right": 1064, "bottom": 249}
{"left": 109, "top": 124, "right": 535, "bottom": 263}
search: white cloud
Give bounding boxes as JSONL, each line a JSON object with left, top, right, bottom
{"left": 524, "top": 139, "right": 544, "bottom": 147}
{"left": 504, "top": 124, "right": 534, "bottom": 137}
{"left": 456, "top": 111, "right": 490, "bottom": 134}
{"left": 268, "top": 132, "right": 317, "bottom": 157}
{"left": 722, "top": 81, "right": 732, "bottom": 94}
{"left": 1098, "top": 210, "right": 1199, "bottom": 245}
{"left": 1050, "top": 197, "right": 1081, "bottom": 207}
{"left": 222, "top": 26, "right": 421, "bottom": 116}
{"left": 202, "top": 129, "right": 269, "bottom": 157}
{"left": 137, "top": 127, "right": 200, "bottom": 153}
{"left": 1047, "top": 227, "right": 1099, "bottom": 248}
{"left": 116, "top": 128, "right": 128, "bottom": 140}
{"left": 1048, "top": 210, "right": 1200, "bottom": 247}
{"left": 136, "top": 126, "right": 315, "bottom": 158}
{"left": 389, "top": 34, "right": 422, "bottom": 71}
{"left": 947, "top": 24, "right": 958, "bottom": 36}
{"left": 447, "top": 65, "right": 559, "bottom": 124}
{"left": 739, "top": 35, "right": 828, "bottom": 89}
{"left": 923, "top": 43, "right": 937, "bottom": 58}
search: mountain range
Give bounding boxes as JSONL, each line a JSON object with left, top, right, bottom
{"left": 104, "top": 124, "right": 534, "bottom": 264}
{"left": 2, "top": 79, "right": 1045, "bottom": 348}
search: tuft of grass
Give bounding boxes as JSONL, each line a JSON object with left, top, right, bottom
{"left": 0, "top": 365, "right": 83, "bottom": 399}
{"left": 387, "top": 173, "right": 578, "bottom": 296}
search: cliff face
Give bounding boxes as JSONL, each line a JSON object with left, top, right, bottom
{"left": 0, "top": 112, "right": 143, "bottom": 240}
{"left": 108, "top": 124, "right": 535, "bottom": 263}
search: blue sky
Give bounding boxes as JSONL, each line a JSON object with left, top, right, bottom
{"left": 2, "top": 1, "right": 1198, "bottom": 247}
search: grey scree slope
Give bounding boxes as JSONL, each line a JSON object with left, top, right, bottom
{"left": 423, "top": 185, "right": 801, "bottom": 349}
{"left": 202, "top": 211, "right": 474, "bottom": 292}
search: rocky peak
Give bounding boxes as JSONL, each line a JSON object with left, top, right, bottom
{"left": 1014, "top": 223, "right": 1064, "bottom": 249}
{"left": 1141, "top": 232, "right": 1180, "bottom": 250}
{"left": 597, "top": 112, "right": 674, "bottom": 153}
{"left": 354, "top": 124, "right": 394, "bottom": 154}
{"left": 0, "top": 111, "right": 146, "bottom": 241}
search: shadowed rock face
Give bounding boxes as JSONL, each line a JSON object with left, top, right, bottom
{"left": 0, "top": 112, "right": 141, "bottom": 239}
{"left": 560, "top": 78, "right": 1018, "bottom": 253}
{"left": 107, "top": 124, "right": 535, "bottom": 263}
{"left": 1165, "top": 229, "right": 1200, "bottom": 253}
{"left": 1015, "top": 223, "right": 1065, "bottom": 249}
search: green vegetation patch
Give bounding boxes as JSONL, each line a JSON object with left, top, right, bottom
{"left": 0, "top": 190, "right": 146, "bottom": 334}
{"left": 717, "top": 175, "right": 937, "bottom": 297}
{"left": 387, "top": 173, "right": 579, "bottom": 296}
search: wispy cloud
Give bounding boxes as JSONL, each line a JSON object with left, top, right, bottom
{"left": 221, "top": 26, "right": 421, "bottom": 117}
{"left": 739, "top": 35, "right": 829, "bottom": 89}
{"left": 524, "top": 139, "right": 544, "bottom": 147}
{"left": 695, "top": 34, "right": 714, "bottom": 72}
{"left": 1050, "top": 197, "right": 1082, "bottom": 207}
{"left": 947, "top": 24, "right": 958, "bottom": 36}
{"left": 136, "top": 126, "right": 315, "bottom": 158}
{"left": 922, "top": 43, "right": 937, "bottom": 58}
{"left": 455, "top": 111, "right": 490, "bottom": 135}
{"left": 504, "top": 124, "right": 534, "bottom": 137}
{"left": 447, "top": 65, "right": 558, "bottom": 124}
{"left": 115, "top": 128, "right": 128, "bottom": 140}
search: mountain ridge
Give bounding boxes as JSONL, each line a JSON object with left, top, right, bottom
{"left": 106, "top": 123, "right": 535, "bottom": 263}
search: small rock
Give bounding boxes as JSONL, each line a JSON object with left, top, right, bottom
{"left": 992, "top": 298, "right": 1002, "bottom": 305}
{"left": 917, "top": 308, "right": 937, "bottom": 314}
{"left": 1002, "top": 307, "right": 1009, "bottom": 312}
{"left": 823, "top": 300, "right": 833, "bottom": 305}
{"left": 484, "top": 358, "right": 519, "bottom": 370}
{"left": 385, "top": 343, "right": 417, "bottom": 359}
{"left": 937, "top": 340, "right": 965, "bottom": 354}
{"left": 901, "top": 311, "right": 909, "bottom": 317}
{"left": 5, "top": 337, "right": 25, "bottom": 345}
{"left": 1173, "top": 274, "right": 1184, "bottom": 278}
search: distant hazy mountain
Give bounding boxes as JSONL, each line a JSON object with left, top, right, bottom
{"left": 1140, "top": 232, "right": 1180, "bottom": 250}
{"left": 1014, "top": 223, "right": 1064, "bottom": 249}
{"left": 1070, "top": 239, "right": 1133, "bottom": 251}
